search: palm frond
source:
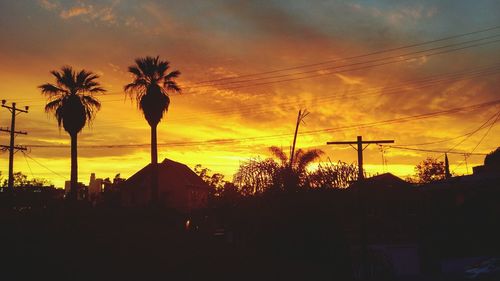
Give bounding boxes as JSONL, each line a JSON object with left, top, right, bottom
{"left": 125, "top": 56, "right": 181, "bottom": 115}
{"left": 296, "top": 149, "right": 324, "bottom": 172}
{"left": 164, "top": 80, "right": 181, "bottom": 92}
{"left": 44, "top": 98, "right": 64, "bottom": 127}
{"left": 61, "top": 66, "right": 76, "bottom": 91}
{"left": 128, "top": 66, "right": 143, "bottom": 78}
{"left": 163, "top": 70, "right": 181, "bottom": 92}
{"left": 40, "top": 66, "right": 104, "bottom": 131}
{"left": 82, "top": 95, "right": 101, "bottom": 123}
{"left": 269, "top": 146, "right": 288, "bottom": 166}
{"left": 88, "top": 86, "right": 106, "bottom": 93}
{"left": 39, "top": 83, "right": 68, "bottom": 96}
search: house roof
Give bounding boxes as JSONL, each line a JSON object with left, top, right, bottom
{"left": 366, "top": 173, "right": 412, "bottom": 187}
{"left": 121, "top": 158, "right": 209, "bottom": 190}
{"left": 351, "top": 173, "right": 413, "bottom": 190}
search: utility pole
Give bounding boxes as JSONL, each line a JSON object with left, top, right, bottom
{"left": 444, "top": 153, "right": 451, "bottom": 179}
{"left": 289, "top": 109, "right": 309, "bottom": 167}
{"left": 1, "top": 100, "right": 29, "bottom": 190}
{"left": 462, "top": 153, "right": 470, "bottom": 175}
{"left": 326, "top": 136, "right": 393, "bottom": 280}
{"left": 326, "top": 136, "right": 394, "bottom": 181}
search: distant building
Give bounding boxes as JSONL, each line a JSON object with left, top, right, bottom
{"left": 64, "top": 180, "right": 87, "bottom": 200}
{"left": 119, "top": 158, "right": 210, "bottom": 212}
{"left": 472, "top": 147, "right": 499, "bottom": 177}
{"left": 88, "top": 173, "right": 104, "bottom": 204}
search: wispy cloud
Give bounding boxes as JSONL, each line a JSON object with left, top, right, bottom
{"left": 60, "top": 6, "right": 92, "bottom": 19}
{"left": 38, "top": 0, "right": 117, "bottom": 24}
{"left": 38, "top": 0, "right": 59, "bottom": 11}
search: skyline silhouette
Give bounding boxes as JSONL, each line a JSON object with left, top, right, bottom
{"left": 0, "top": 1, "right": 498, "bottom": 188}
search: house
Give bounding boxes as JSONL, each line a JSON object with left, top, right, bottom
{"left": 119, "top": 158, "right": 210, "bottom": 212}
{"left": 347, "top": 173, "right": 422, "bottom": 277}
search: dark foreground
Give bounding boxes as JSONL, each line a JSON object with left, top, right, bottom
{"left": 1, "top": 188, "right": 499, "bottom": 281}
{"left": 0, "top": 201, "right": 352, "bottom": 280}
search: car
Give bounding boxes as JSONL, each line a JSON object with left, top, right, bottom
{"left": 464, "top": 257, "right": 500, "bottom": 280}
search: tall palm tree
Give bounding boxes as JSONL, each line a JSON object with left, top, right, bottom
{"left": 124, "top": 56, "right": 181, "bottom": 203}
{"left": 124, "top": 56, "right": 181, "bottom": 165}
{"left": 269, "top": 146, "right": 323, "bottom": 189}
{"left": 39, "top": 66, "right": 105, "bottom": 200}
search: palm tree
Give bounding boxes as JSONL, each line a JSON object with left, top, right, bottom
{"left": 39, "top": 66, "right": 105, "bottom": 200}
{"left": 124, "top": 56, "right": 181, "bottom": 203}
{"left": 124, "top": 56, "right": 181, "bottom": 165}
{"left": 269, "top": 146, "right": 323, "bottom": 190}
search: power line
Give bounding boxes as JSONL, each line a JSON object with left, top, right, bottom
{"left": 190, "top": 25, "right": 500, "bottom": 86}
{"left": 24, "top": 99, "right": 500, "bottom": 149}
{"left": 21, "top": 152, "right": 66, "bottom": 179}
{"left": 22, "top": 151, "right": 34, "bottom": 179}
{"left": 452, "top": 111, "right": 500, "bottom": 173}
{"left": 200, "top": 38, "right": 500, "bottom": 92}
{"left": 393, "top": 110, "right": 500, "bottom": 147}
{"left": 384, "top": 146, "right": 487, "bottom": 156}
{"left": 383, "top": 110, "right": 500, "bottom": 157}
{"left": 184, "top": 34, "right": 500, "bottom": 90}
{"left": 60, "top": 63, "right": 500, "bottom": 127}
{"left": 15, "top": 28, "right": 500, "bottom": 106}
{"left": 439, "top": 109, "right": 500, "bottom": 158}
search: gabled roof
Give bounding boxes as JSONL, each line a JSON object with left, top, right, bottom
{"left": 121, "top": 158, "right": 209, "bottom": 190}
{"left": 365, "top": 173, "right": 412, "bottom": 188}
{"left": 351, "top": 173, "right": 413, "bottom": 190}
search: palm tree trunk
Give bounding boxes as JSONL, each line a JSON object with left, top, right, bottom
{"left": 70, "top": 133, "right": 78, "bottom": 201}
{"left": 151, "top": 124, "right": 159, "bottom": 205}
{"left": 151, "top": 124, "right": 158, "bottom": 164}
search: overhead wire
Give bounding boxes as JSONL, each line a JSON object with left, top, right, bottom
{"left": 182, "top": 34, "right": 500, "bottom": 90}
{"left": 10, "top": 26, "right": 500, "bottom": 105}
{"left": 27, "top": 62, "right": 499, "bottom": 127}
{"left": 24, "top": 99, "right": 500, "bottom": 149}
{"left": 21, "top": 151, "right": 66, "bottom": 179}
{"left": 190, "top": 25, "right": 500, "bottom": 85}
{"left": 451, "top": 111, "right": 500, "bottom": 173}
{"left": 383, "top": 109, "right": 500, "bottom": 157}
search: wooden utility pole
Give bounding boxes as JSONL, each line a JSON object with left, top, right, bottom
{"left": 1, "top": 100, "right": 29, "bottom": 190}
{"left": 326, "top": 135, "right": 394, "bottom": 280}
{"left": 289, "top": 109, "right": 309, "bottom": 167}
{"left": 326, "top": 136, "right": 394, "bottom": 181}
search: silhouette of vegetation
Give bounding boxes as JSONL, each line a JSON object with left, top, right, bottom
{"left": 194, "top": 164, "right": 226, "bottom": 197}
{"left": 39, "top": 66, "right": 104, "bottom": 200}
{"left": 233, "top": 157, "right": 279, "bottom": 195}
{"left": 268, "top": 146, "right": 323, "bottom": 190}
{"left": 232, "top": 147, "right": 324, "bottom": 194}
{"left": 1, "top": 171, "right": 51, "bottom": 187}
{"left": 413, "top": 157, "right": 446, "bottom": 183}
{"left": 124, "top": 56, "right": 180, "bottom": 204}
{"left": 484, "top": 147, "right": 500, "bottom": 166}
{"left": 305, "top": 160, "right": 359, "bottom": 189}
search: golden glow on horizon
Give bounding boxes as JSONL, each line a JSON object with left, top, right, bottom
{"left": 0, "top": 1, "right": 498, "bottom": 187}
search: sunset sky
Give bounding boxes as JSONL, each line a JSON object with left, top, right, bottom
{"left": 0, "top": 0, "right": 499, "bottom": 188}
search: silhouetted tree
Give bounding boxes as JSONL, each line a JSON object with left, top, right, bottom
{"left": 414, "top": 157, "right": 446, "bottom": 183}
{"left": 268, "top": 146, "right": 323, "bottom": 190}
{"left": 305, "top": 160, "right": 359, "bottom": 189}
{"left": 484, "top": 147, "right": 500, "bottom": 167}
{"left": 233, "top": 158, "right": 279, "bottom": 195}
{"left": 124, "top": 56, "right": 180, "bottom": 204}
{"left": 39, "top": 66, "right": 104, "bottom": 200}
{"left": 124, "top": 56, "right": 181, "bottom": 165}
{"left": 1, "top": 171, "right": 51, "bottom": 187}
{"left": 194, "top": 164, "right": 226, "bottom": 196}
